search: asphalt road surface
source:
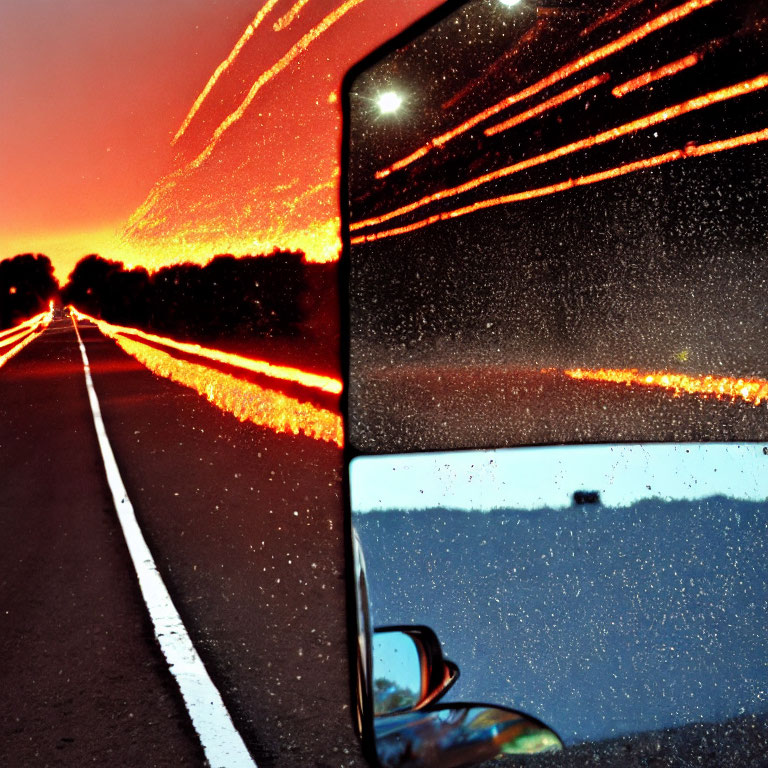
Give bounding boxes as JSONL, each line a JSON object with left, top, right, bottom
{"left": 0, "top": 318, "right": 367, "bottom": 768}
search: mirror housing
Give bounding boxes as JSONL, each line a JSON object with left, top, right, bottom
{"left": 373, "top": 626, "right": 459, "bottom": 715}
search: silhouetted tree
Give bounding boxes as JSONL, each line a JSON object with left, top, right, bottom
{"left": 61, "top": 254, "right": 122, "bottom": 317}
{"left": 62, "top": 251, "right": 307, "bottom": 340}
{"left": 105, "top": 266, "right": 152, "bottom": 327}
{"left": 0, "top": 253, "right": 59, "bottom": 329}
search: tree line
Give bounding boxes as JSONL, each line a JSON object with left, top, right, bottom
{"left": 0, "top": 251, "right": 313, "bottom": 340}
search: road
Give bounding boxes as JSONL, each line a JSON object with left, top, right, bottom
{"left": 0, "top": 318, "right": 366, "bottom": 768}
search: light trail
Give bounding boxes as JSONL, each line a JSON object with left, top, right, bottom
{"left": 113, "top": 333, "right": 343, "bottom": 446}
{"left": 71, "top": 309, "right": 343, "bottom": 395}
{"left": 612, "top": 53, "right": 701, "bottom": 97}
{"left": 564, "top": 367, "right": 768, "bottom": 407}
{"left": 579, "top": 0, "right": 648, "bottom": 38}
{"left": 0, "top": 325, "right": 37, "bottom": 350}
{"left": 189, "top": 0, "right": 369, "bottom": 172}
{"left": 171, "top": 0, "right": 283, "bottom": 145}
{"left": 273, "top": 0, "right": 314, "bottom": 31}
{"left": 350, "top": 128, "right": 768, "bottom": 243}
{"left": 484, "top": 73, "right": 610, "bottom": 136}
{"left": 352, "top": 75, "right": 768, "bottom": 233}
{"left": 0, "top": 310, "right": 49, "bottom": 341}
{"left": 374, "top": 0, "right": 721, "bottom": 179}
{"left": 0, "top": 312, "right": 52, "bottom": 370}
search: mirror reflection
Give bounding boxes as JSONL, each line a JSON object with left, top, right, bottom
{"left": 373, "top": 631, "right": 422, "bottom": 715}
{"left": 347, "top": 0, "right": 768, "bottom": 453}
{"left": 350, "top": 443, "right": 768, "bottom": 747}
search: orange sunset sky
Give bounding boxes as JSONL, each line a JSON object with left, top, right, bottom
{"left": 0, "top": 0, "right": 443, "bottom": 282}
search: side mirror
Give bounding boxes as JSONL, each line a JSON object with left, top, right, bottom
{"left": 375, "top": 703, "right": 563, "bottom": 768}
{"left": 373, "top": 626, "right": 459, "bottom": 715}
{"left": 352, "top": 524, "right": 563, "bottom": 765}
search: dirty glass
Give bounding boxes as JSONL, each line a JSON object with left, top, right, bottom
{"left": 346, "top": 0, "right": 768, "bottom": 454}
{"left": 350, "top": 443, "right": 768, "bottom": 748}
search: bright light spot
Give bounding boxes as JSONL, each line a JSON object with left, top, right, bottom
{"left": 377, "top": 91, "right": 403, "bottom": 114}
{"left": 499, "top": 0, "right": 522, "bottom": 5}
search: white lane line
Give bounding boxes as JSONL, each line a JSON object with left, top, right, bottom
{"left": 72, "top": 317, "right": 257, "bottom": 768}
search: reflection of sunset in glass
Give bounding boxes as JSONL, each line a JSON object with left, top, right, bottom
{"left": 348, "top": 0, "right": 767, "bottom": 455}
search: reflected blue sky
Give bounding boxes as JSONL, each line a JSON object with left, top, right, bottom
{"left": 374, "top": 632, "right": 421, "bottom": 692}
{"left": 350, "top": 443, "right": 768, "bottom": 513}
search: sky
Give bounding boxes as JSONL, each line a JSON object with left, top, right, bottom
{"left": 350, "top": 443, "right": 768, "bottom": 512}
{"left": 0, "top": 0, "right": 443, "bottom": 281}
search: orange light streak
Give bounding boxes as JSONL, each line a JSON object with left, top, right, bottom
{"left": 375, "top": 0, "right": 721, "bottom": 179}
{"left": 0, "top": 326, "right": 37, "bottom": 350}
{"left": 580, "top": 0, "right": 648, "bottom": 38}
{"left": 351, "top": 128, "right": 768, "bottom": 243}
{"left": 273, "top": 0, "right": 314, "bottom": 31}
{"left": 171, "top": 0, "right": 283, "bottom": 145}
{"left": 612, "top": 53, "right": 701, "bottom": 97}
{"left": 353, "top": 75, "right": 768, "bottom": 233}
{"left": 0, "top": 310, "right": 49, "bottom": 341}
{"left": 484, "top": 73, "right": 610, "bottom": 136}
{"left": 0, "top": 313, "right": 51, "bottom": 370}
{"left": 72, "top": 310, "right": 343, "bottom": 395}
{"left": 190, "top": 0, "right": 369, "bottom": 172}
{"left": 103, "top": 329, "right": 343, "bottom": 446}
{"left": 564, "top": 367, "right": 768, "bottom": 407}
{"left": 122, "top": 209, "right": 342, "bottom": 267}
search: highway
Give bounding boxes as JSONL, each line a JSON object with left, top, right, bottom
{"left": 0, "top": 317, "right": 366, "bottom": 768}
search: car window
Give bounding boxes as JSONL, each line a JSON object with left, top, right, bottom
{"left": 351, "top": 444, "right": 768, "bottom": 746}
